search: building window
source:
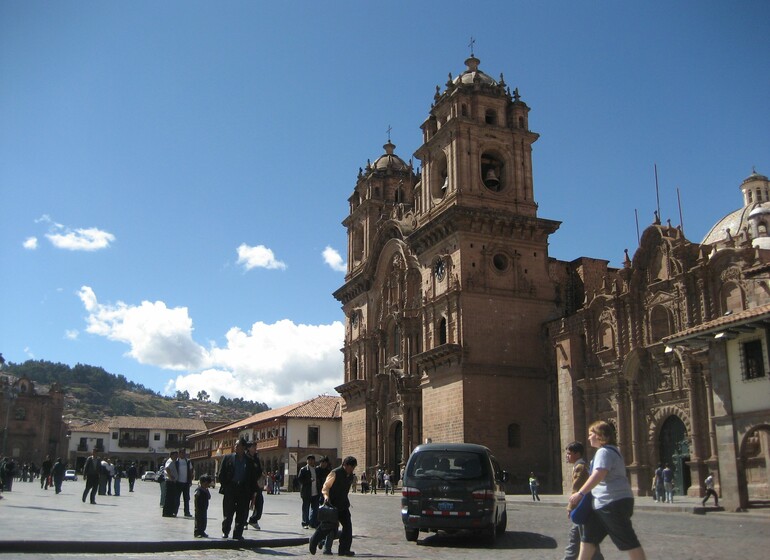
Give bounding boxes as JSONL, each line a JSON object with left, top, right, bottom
{"left": 485, "top": 109, "right": 497, "bottom": 125}
{"left": 493, "top": 253, "right": 509, "bottom": 272}
{"left": 742, "top": 339, "right": 766, "bottom": 380}
{"left": 507, "top": 424, "right": 521, "bottom": 448}
{"left": 154, "top": 433, "right": 160, "bottom": 441}
{"left": 308, "top": 426, "right": 320, "bottom": 447}
{"left": 112, "top": 432, "right": 118, "bottom": 440}
{"left": 438, "top": 317, "right": 448, "bottom": 345}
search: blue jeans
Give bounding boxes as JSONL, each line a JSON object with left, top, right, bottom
{"left": 303, "top": 494, "right": 320, "bottom": 527}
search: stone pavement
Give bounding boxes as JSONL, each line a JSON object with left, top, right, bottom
{"left": 0, "top": 479, "right": 745, "bottom": 554}
{"left": 0, "top": 478, "right": 308, "bottom": 553}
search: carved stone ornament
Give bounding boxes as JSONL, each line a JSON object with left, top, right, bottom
{"left": 720, "top": 267, "right": 741, "bottom": 282}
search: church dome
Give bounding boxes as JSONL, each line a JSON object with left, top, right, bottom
{"left": 372, "top": 141, "right": 409, "bottom": 171}
{"left": 702, "top": 169, "right": 770, "bottom": 246}
{"left": 453, "top": 55, "right": 497, "bottom": 86}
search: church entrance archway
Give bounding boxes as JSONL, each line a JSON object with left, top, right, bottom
{"left": 659, "top": 415, "right": 691, "bottom": 496}
{"left": 741, "top": 425, "right": 770, "bottom": 503}
{"left": 390, "top": 420, "right": 403, "bottom": 475}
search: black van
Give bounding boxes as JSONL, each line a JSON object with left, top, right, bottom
{"left": 400, "top": 442, "right": 509, "bottom": 544}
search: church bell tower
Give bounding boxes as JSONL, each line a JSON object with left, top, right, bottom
{"left": 335, "top": 54, "right": 562, "bottom": 483}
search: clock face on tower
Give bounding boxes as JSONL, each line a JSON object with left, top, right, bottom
{"left": 434, "top": 259, "right": 446, "bottom": 281}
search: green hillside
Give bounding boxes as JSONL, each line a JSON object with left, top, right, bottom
{"left": 2, "top": 360, "right": 269, "bottom": 423}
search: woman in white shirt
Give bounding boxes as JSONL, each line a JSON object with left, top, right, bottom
{"left": 567, "top": 421, "right": 646, "bottom": 560}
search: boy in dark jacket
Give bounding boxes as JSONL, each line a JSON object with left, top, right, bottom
{"left": 194, "top": 474, "right": 213, "bottom": 538}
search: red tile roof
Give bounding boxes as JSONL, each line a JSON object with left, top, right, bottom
{"left": 209, "top": 395, "right": 342, "bottom": 434}
{"left": 665, "top": 303, "right": 770, "bottom": 342}
{"left": 80, "top": 416, "right": 207, "bottom": 432}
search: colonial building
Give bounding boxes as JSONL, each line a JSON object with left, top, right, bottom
{"left": 68, "top": 416, "right": 209, "bottom": 473}
{"left": 334, "top": 54, "right": 562, "bottom": 489}
{"left": 189, "top": 395, "right": 342, "bottom": 489}
{"left": 333, "top": 53, "right": 769, "bottom": 507}
{"left": 0, "top": 375, "right": 66, "bottom": 464}
{"left": 549, "top": 171, "right": 770, "bottom": 510}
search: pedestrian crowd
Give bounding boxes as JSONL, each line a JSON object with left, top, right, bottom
{"left": 3, "top": 424, "right": 722, "bottom": 558}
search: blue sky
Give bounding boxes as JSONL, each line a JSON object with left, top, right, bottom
{"left": 2, "top": 1, "right": 768, "bottom": 408}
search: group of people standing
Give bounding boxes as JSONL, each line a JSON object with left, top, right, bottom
{"left": 0, "top": 454, "right": 69, "bottom": 496}
{"left": 160, "top": 448, "right": 194, "bottom": 517}
{"left": 652, "top": 463, "right": 675, "bottom": 503}
{"left": 352, "top": 466, "right": 401, "bottom": 495}
{"left": 80, "top": 448, "right": 139, "bottom": 504}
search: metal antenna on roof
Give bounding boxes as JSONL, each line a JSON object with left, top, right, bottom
{"left": 654, "top": 164, "right": 662, "bottom": 224}
{"left": 386, "top": 124, "right": 392, "bottom": 143}
{"left": 635, "top": 208, "right": 641, "bottom": 246}
{"left": 677, "top": 186, "right": 685, "bottom": 237}
{"left": 468, "top": 36, "right": 476, "bottom": 57}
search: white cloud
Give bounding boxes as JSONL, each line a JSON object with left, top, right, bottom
{"left": 236, "top": 243, "right": 286, "bottom": 270}
{"left": 323, "top": 246, "right": 346, "bottom": 272}
{"left": 78, "top": 287, "right": 344, "bottom": 407}
{"left": 37, "top": 215, "right": 115, "bottom": 251}
{"left": 23, "top": 237, "right": 38, "bottom": 250}
{"left": 77, "top": 286, "right": 206, "bottom": 370}
{"left": 65, "top": 329, "right": 79, "bottom": 340}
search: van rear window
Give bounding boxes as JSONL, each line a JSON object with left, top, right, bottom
{"left": 407, "top": 451, "right": 487, "bottom": 480}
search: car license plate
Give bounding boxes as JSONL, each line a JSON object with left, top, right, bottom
{"left": 437, "top": 501, "right": 454, "bottom": 511}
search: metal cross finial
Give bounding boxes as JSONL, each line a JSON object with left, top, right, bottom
{"left": 468, "top": 36, "right": 476, "bottom": 56}
{"left": 386, "top": 125, "right": 392, "bottom": 142}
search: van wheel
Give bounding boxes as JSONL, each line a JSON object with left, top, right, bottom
{"left": 405, "top": 528, "right": 419, "bottom": 542}
{"left": 496, "top": 511, "right": 507, "bottom": 536}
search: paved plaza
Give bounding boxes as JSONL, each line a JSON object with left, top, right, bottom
{"left": 0, "top": 478, "right": 768, "bottom": 559}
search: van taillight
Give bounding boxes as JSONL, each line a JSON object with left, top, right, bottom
{"left": 472, "top": 489, "right": 495, "bottom": 501}
{"left": 402, "top": 486, "right": 421, "bottom": 498}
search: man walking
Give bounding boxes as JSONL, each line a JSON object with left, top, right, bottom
{"left": 702, "top": 472, "right": 719, "bottom": 507}
{"left": 40, "top": 455, "right": 53, "bottom": 489}
{"left": 217, "top": 437, "right": 259, "bottom": 540}
{"left": 127, "top": 463, "right": 138, "bottom": 492}
{"left": 81, "top": 449, "right": 100, "bottom": 504}
{"left": 298, "top": 455, "right": 320, "bottom": 528}
{"left": 562, "top": 441, "right": 603, "bottom": 560}
{"left": 309, "top": 456, "right": 358, "bottom": 557}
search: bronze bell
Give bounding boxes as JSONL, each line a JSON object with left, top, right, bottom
{"left": 484, "top": 168, "right": 500, "bottom": 188}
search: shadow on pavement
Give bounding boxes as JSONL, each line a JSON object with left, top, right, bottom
{"left": 415, "top": 530, "right": 557, "bottom": 550}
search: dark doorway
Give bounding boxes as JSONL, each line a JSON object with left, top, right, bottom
{"left": 659, "top": 415, "right": 691, "bottom": 496}
{"left": 392, "top": 421, "right": 403, "bottom": 473}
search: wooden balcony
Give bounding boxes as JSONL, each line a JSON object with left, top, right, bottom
{"left": 189, "top": 448, "right": 211, "bottom": 460}
{"left": 255, "top": 436, "right": 286, "bottom": 450}
{"left": 118, "top": 438, "right": 149, "bottom": 449}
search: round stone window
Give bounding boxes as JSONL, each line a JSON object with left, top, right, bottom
{"left": 493, "top": 253, "right": 509, "bottom": 272}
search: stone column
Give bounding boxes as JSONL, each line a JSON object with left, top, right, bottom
{"left": 702, "top": 368, "right": 718, "bottom": 461}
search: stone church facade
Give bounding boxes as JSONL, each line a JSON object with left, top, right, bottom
{"left": 0, "top": 375, "right": 67, "bottom": 464}
{"left": 333, "top": 54, "right": 770, "bottom": 507}
{"left": 334, "top": 55, "right": 563, "bottom": 489}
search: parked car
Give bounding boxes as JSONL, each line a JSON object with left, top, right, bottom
{"left": 400, "top": 442, "right": 509, "bottom": 545}
{"left": 63, "top": 469, "right": 78, "bottom": 481}
{"left": 141, "top": 471, "right": 157, "bottom": 481}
